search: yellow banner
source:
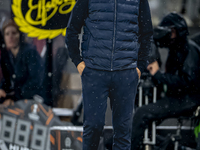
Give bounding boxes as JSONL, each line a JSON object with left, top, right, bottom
{"left": 12, "top": 0, "right": 76, "bottom": 40}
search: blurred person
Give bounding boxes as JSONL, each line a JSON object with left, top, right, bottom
{"left": 131, "top": 12, "right": 200, "bottom": 149}
{"left": 0, "top": 20, "right": 44, "bottom": 106}
{"left": 53, "top": 46, "right": 69, "bottom": 107}
{"left": 66, "top": 0, "right": 153, "bottom": 149}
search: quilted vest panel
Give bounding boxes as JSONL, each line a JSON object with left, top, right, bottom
{"left": 81, "top": 0, "right": 140, "bottom": 71}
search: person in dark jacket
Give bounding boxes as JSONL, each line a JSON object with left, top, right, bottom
{"left": 131, "top": 13, "right": 200, "bottom": 149}
{"left": 66, "top": 0, "right": 153, "bottom": 149}
{"left": 0, "top": 20, "right": 44, "bottom": 106}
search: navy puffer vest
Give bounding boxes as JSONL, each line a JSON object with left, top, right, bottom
{"left": 81, "top": 0, "right": 140, "bottom": 71}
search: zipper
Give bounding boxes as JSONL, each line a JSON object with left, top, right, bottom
{"left": 111, "top": 0, "right": 117, "bottom": 71}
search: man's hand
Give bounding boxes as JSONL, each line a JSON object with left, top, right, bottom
{"left": 77, "top": 61, "right": 86, "bottom": 76}
{"left": 147, "top": 61, "right": 160, "bottom": 76}
{"left": 2, "top": 99, "right": 14, "bottom": 107}
{"left": 136, "top": 68, "right": 141, "bottom": 79}
{"left": 0, "top": 89, "right": 6, "bottom": 98}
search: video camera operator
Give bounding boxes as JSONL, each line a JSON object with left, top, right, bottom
{"left": 131, "top": 12, "right": 200, "bottom": 149}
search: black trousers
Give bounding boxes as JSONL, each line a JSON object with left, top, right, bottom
{"left": 82, "top": 67, "right": 138, "bottom": 150}
{"left": 131, "top": 94, "right": 200, "bottom": 150}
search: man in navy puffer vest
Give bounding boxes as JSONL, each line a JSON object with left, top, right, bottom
{"left": 66, "top": 0, "right": 153, "bottom": 149}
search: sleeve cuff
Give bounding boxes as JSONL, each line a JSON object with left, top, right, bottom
{"left": 153, "top": 71, "right": 162, "bottom": 84}
{"left": 73, "top": 58, "right": 83, "bottom": 67}
{"left": 137, "top": 65, "right": 145, "bottom": 74}
{"left": 154, "top": 70, "right": 162, "bottom": 78}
